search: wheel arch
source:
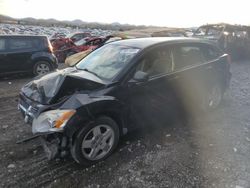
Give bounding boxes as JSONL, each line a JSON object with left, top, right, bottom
{"left": 31, "top": 52, "right": 56, "bottom": 65}
{"left": 63, "top": 96, "right": 127, "bottom": 141}
{"left": 32, "top": 57, "right": 53, "bottom": 65}
{"left": 93, "top": 110, "right": 125, "bottom": 137}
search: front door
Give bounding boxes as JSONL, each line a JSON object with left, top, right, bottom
{"left": 127, "top": 45, "right": 179, "bottom": 127}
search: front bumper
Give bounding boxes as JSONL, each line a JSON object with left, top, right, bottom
{"left": 39, "top": 133, "right": 69, "bottom": 160}
{"left": 39, "top": 135, "right": 60, "bottom": 160}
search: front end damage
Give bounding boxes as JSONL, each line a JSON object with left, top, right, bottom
{"left": 18, "top": 68, "right": 110, "bottom": 160}
{"left": 23, "top": 108, "right": 77, "bottom": 160}
{"left": 39, "top": 133, "right": 68, "bottom": 160}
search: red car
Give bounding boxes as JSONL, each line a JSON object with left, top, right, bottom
{"left": 51, "top": 36, "right": 109, "bottom": 63}
{"left": 67, "top": 32, "right": 91, "bottom": 42}
{"left": 51, "top": 37, "right": 78, "bottom": 63}
{"left": 75, "top": 37, "right": 106, "bottom": 51}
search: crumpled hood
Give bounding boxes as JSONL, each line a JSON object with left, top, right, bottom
{"left": 21, "top": 67, "right": 106, "bottom": 104}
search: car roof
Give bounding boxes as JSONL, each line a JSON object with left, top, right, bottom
{"left": 110, "top": 37, "right": 210, "bottom": 49}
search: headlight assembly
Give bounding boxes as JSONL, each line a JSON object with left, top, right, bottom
{"left": 32, "top": 109, "right": 76, "bottom": 134}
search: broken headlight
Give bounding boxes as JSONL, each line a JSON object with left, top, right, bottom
{"left": 32, "top": 109, "right": 76, "bottom": 134}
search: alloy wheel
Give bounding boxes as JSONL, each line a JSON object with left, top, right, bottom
{"left": 81, "top": 124, "right": 115, "bottom": 161}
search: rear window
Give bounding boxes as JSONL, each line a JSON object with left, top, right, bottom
{"left": 8, "top": 37, "right": 42, "bottom": 51}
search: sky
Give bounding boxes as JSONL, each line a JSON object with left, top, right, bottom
{"left": 0, "top": 0, "right": 249, "bottom": 27}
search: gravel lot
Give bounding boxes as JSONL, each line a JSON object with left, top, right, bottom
{"left": 0, "top": 62, "right": 249, "bottom": 188}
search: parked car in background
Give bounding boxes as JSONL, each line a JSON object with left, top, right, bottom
{"left": 18, "top": 37, "right": 231, "bottom": 165}
{"left": 64, "top": 36, "right": 123, "bottom": 67}
{"left": 50, "top": 37, "right": 77, "bottom": 63}
{"left": 0, "top": 35, "right": 58, "bottom": 76}
{"left": 193, "top": 23, "right": 250, "bottom": 60}
{"left": 64, "top": 49, "right": 92, "bottom": 67}
{"left": 75, "top": 37, "right": 107, "bottom": 51}
{"left": 67, "top": 32, "right": 91, "bottom": 42}
{"left": 52, "top": 36, "right": 112, "bottom": 63}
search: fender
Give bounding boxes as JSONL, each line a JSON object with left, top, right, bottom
{"left": 31, "top": 52, "right": 57, "bottom": 65}
{"left": 60, "top": 94, "right": 127, "bottom": 138}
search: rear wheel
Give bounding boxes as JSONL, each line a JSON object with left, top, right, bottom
{"left": 33, "top": 61, "right": 52, "bottom": 76}
{"left": 71, "top": 116, "right": 120, "bottom": 166}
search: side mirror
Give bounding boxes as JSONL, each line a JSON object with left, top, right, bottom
{"left": 133, "top": 71, "right": 149, "bottom": 82}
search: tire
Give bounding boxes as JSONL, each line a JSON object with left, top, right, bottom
{"left": 71, "top": 116, "right": 120, "bottom": 166}
{"left": 33, "top": 61, "right": 52, "bottom": 76}
{"left": 201, "top": 84, "right": 222, "bottom": 111}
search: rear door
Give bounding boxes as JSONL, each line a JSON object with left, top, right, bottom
{"left": 201, "top": 43, "right": 231, "bottom": 90}
{"left": 171, "top": 42, "right": 221, "bottom": 110}
{"left": 5, "top": 37, "right": 40, "bottom": 72}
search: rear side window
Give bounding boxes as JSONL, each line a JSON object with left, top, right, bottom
{"left": 202, "top": 45, "right": 222, "bottom": 61}
{"left": 173, "top": 44, "right": 205, "bottom": 70}
{"left": 0, "top": 39, "right": 6, "bottom": 51}
{"left": 8, "top": 38, "right": 41, "bottom": 51}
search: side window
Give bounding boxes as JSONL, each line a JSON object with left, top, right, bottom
{"left": 73, "top": 35, "right": 81, "bottom": 41}
{"left": 173, "top": 44, "right": 205, "bottom": 70}
{"left": 86, "top": 40, "right": 93, "bottom": 45}
{"left": 202, "top": 45, "right": 222, "bottom": 61}
{"left": 8, "top": 38, "right": 34, "bottom": 50}
{"left": 136, "top": 47, "right": 174, "bottom": 77}
{"left": 92, "top": 39, "right": 100, "bottom": 45}
{"left": 0, "top": 39, "right": 6, "bottom": 51}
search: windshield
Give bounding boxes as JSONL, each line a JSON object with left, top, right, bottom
{"left": 76, "top": 44, "right": 140, "bottom": 81}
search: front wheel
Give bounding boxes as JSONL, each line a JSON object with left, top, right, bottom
{"left": 71, "top": 116, "right": 120, "bottom": 166}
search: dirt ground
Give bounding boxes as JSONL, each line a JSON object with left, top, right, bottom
{"left": 0, "top": 62, "right": 250, "bottom": 188}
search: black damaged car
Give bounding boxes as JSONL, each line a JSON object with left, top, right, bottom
{"left": 18, "top": 37, "right": 231, "bottom": 165}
